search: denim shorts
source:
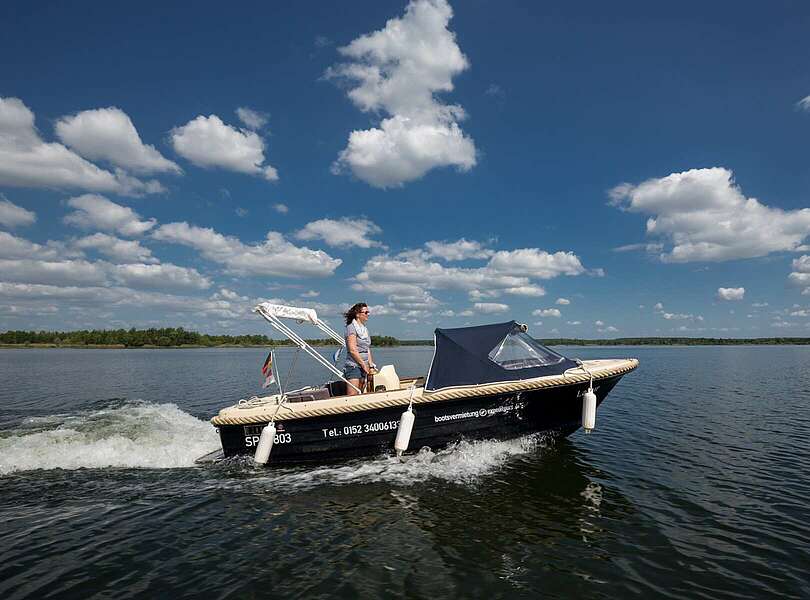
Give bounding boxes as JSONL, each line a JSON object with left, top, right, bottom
{"left": 343, "top": 365, "right": 365, "bottom": 381}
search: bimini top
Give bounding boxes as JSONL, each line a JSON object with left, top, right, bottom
{"left": 425, "top": 321, "right": 579, "bottom": 391}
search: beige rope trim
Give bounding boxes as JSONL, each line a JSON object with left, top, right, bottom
{"left": 211, "top": 359, "right": 638, "bottom": 425}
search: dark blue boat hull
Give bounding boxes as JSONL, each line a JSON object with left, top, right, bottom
{"left": 217, "top": 375, "right": 624, "bottom": 465}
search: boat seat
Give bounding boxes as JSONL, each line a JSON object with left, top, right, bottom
{"left": 327, "top": 380, "right": 347, "bottom": 397}
{"left": 286, "top": 387, "right": 331, "bottom": 403}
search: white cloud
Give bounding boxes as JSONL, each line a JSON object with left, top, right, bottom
{"left": 487, "top": 249, "right": 586, "bottom": 278}
{"left": 0, "top": 197, "right": 36, "bottom": 227}
{"left": 502, "top": 285, "right": 546, "bottom": 297}
{"left": 566, "top": 321, "right": 581, "bottom": 325}
{"left": 602, "top": 326, "right": 618, "bottom": 333}
{"left": 556, "top": 297, "right": 570, "bottom": 305}
{"left": 532, "top": 308, "right": 561, "bottom": 317}
{"left": 273, "top": 203, "right": 289, "bottom": 214}
{"left": 752, "top": 302, "right": 769, "bottom": 308}
{"left": 474, "top": 302, "right": 509, "bottom": 314}
{"left": 170, "top": 114, "right": 278, "bottom": 180}
{"left": 662, "top": 312, "right": 704, "bottom": 321}
{"left": 353, "top": 245, "right": 586, "bottom": 314}
{"left": 55, "top": 107, "right": 181, "bottom": 174}
{"left": 235, "top": 107, "right": 268, "bottom": 130}
{"left": 0, "top": 231, "right": 74, "bottom": 261}
{"left": 595, "top": 320, "right": 604, "bottom": 326}
{"left": 789, "top": 255, "right": 810, "bottom": 294}
{"left": 301, "top": 290, "right": 320, "bottom": 298}
{"left": 152, "top": 221, "right": 341, "bottom": 278}
{"left": 111, "top": 263, "right": 211, "bottom": 291}
{"left": 74, "top": 233, "right": 156, "bottom": 263}
{"left": 797, "top": 96, "right": 810, "bottom": 111}
{"left": 0, "top": 258, "right": 108, "bottom": 286}
{"left": 654, "top": 302, "right": 664, "bottom": 311}
{"left": 64, "top": 194, "right": 156, "bottom": 236}
{"left": 327, "top": 0, "right": 476, "bottom": 188}
{"left": 0, "top": 97, "right": 164, "bottom": 196}
{"left": 610, "top": 167, "right": 810, "bottom": 262}
{"left": 717, "top": 287, "right": 745, "bottom": 301}
{"left": 295, "top": 217, "right": 383, "bottom": 248}
{"left": 424, "top": 238, "right": 493, "bottom": 261}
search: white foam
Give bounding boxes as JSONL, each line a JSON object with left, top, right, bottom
{"left": 254, "top": 434, "right": 550, "bottom": 491}
{"left": 0, "top": 402, "right": 219, "bottom": 475}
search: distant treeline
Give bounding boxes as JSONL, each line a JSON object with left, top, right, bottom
{"left": 1, "top": 329, "right": 809, "bottom": 347}
{"left": 538, "top": 337, "right": 810, "bottom": 346}
{"left": 0, "top": 328, "right": 428, "bottom": 348}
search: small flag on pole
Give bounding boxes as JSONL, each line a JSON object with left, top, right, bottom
{"left": 261, "top": 350, "right": 275, "bottom": 388}
{"left": 332, "top": 346, "right": 342, "bottom": 364}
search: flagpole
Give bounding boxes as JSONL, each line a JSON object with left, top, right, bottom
{"left": 272, "top": 348, "right": 284, "bottom": 397}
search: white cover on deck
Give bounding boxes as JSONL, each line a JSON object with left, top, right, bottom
{"left": 255, "top": 302, "right": 318, "bottom": 323}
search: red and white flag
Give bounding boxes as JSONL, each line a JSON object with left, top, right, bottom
{"left": 261, "top": 350, "right": 275, "bottom": 388}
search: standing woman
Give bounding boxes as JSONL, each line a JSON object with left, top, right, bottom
{"left": 344, "top": 302, "right": 375, "bottom": 395}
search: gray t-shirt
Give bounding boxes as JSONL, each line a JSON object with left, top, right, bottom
{"left": 345, "top": 320, "right": 370, "bottom": 368}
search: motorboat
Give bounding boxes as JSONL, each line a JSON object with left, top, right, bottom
{"left": 201, "top": 302, "right": 638, "bottom": 465}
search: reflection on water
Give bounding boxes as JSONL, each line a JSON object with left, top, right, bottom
{"left": 1, "top": 346, "right": 809, "bottom": 599}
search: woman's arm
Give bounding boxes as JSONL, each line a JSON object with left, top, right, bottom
{"left": 347, "top": 333, "right": 369, "bottom": 373}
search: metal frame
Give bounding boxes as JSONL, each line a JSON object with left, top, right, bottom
{"left": 254, "top": 303, "right": 361, "bottom": 394}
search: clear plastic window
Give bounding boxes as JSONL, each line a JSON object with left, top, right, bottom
{"left": 488, "top": 329, "right": 566, "bottom": 370}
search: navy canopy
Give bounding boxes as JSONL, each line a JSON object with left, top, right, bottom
{"left": 425, "top": 321, "right": 578, "bottom": 391}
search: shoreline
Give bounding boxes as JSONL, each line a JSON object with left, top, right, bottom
{"left": 3, "top": 339, "right": 810, "bottom": 349}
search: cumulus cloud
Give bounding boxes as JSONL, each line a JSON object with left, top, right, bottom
{"left": 532, "top": 308, "right": 561, "bottom": 317}
{"left": 273, "top": 203, "right": 289, "bottom": 214}
{"left": 424, "top": 238, "right": 493, "bottom": 261}
{"left": 0, "top": 197, "right": 36, "bottom": 227}
{"left": 0, "top": 231, "right": 76, "bottom": 261}
{"left": 474, "top": 302, "right": 509, "bottom": 314}
{"left": 610, "top": 167, "right": 810, "bottom": 262}
{"left": 235, "top": 107, "right": 268, "bottom": 130}
{"left": 64, "top": 194, "right": 156, "bottom": 236}
{"left": 170, "top": 114, "right": 278, "bottom": 180}
{"left": 556, "top": 297, "right": 570, "bottom": 305}
{"left": 55, "top": 107, "right": 181, "bottom": 174}
{"left": 789, "top": 255, "right": 810, "bottom": 294}
{"left": 110, "top": 263, "right": 211, "bottom": 291}
{"left": 295, "top": 217, "right": 383, "bottom": 248}
{"left": 74, "top": 233, "right": 156, "bottom": 264}
{"left": 487, "top": 249, "right": 585, "bottom": 278}
{"left": 717, "top": 287, "right": 745, "bottom": 301}
{"left": 327, "top": 0, "right": 476, "bottom": 188}
{"left": 352, "top": 244, "right": 586, "bottom": 316}
{"left": 0, "top": 97, "right": 164, "bottom": 195}
{"left": 0, "top": 231, "right": 208, "bottom": 291}
{"left": 152, "top": 221, "right": 341, "bottom": 278}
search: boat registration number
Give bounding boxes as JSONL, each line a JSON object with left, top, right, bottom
{"left": 244, "top": 433, "right": 292, "bottom": 447}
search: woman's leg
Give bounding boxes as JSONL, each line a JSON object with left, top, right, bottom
{"left": 346, "top": 378, "right": 361, "bottom": 396}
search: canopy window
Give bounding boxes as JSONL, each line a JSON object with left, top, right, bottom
{"left": 488, "top": 329, "right": 566, "bottom": 370}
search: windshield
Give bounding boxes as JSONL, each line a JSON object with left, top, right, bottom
{"left": 488, "top": 329, "right": 566, "bottom": 370}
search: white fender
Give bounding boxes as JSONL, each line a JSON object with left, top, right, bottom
{"left": 582, "top": 388, "right": 597, "bottom": 434}
{"left": 254, "top": 422, "right": 276, "bottom": 464}
{"left": 394, "top": 406, "right": 415, "bottom": 457}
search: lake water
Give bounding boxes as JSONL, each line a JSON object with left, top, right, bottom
{"left": 1, "top": 345, "right": 809, "bottom": 599}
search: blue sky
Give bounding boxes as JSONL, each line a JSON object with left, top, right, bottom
{"left": 2, "top": 0, "right": 810, "bottom": 338}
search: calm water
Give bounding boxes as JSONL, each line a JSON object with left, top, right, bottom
{"left": 1, "top": 346, "right": 809, "bottom": 599}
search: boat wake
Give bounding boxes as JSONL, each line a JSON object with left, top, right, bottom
{"left": 245, "top": 434, "right": 553, "bottom": 491}
{"left": 0, "top": 401, "right": 219, "bottom": 475}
